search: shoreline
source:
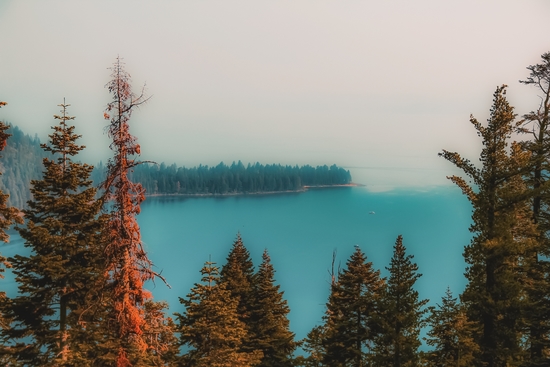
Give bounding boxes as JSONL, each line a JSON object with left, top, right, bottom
{"left": 145, "top": 183, "right": 363, "bottom": 198}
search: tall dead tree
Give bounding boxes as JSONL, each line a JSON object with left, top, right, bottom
{"left": 102, "top": 56, "right": 162, "bottom": 367}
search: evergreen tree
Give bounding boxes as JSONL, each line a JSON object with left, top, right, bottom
{"left": 298, "top": 325, "right": 326, "bottom": 367}
{"left": 322, "top": 245, "right": 384, "bottom": 367}
{"left": 102, "top": 56, "right": 170, "bottom": 366}
{"left": 250, "top": 249, "right": 296, "bottom": 367}
{"left": 139, "top": 300, "right": 180, "bottom": 366}
{"left": 373, "top": 235, "right": 428, "bottom": 367}
{"left": 440, "top": 85, "right": 533, "bottom": 366}
{"left": 518, "top": 52, "right": 550, "bottom": 365}
{"left": 1, "top": 101, "right": 105, "bottom": 365}
{"left": 424, "top": 288, "right": 478, "bottom": 367}
{"left": 220, "top": 233, "right": 257, "bottom": 349}
{"left": 176, "top": 260, "right": 262, "bottom": 367}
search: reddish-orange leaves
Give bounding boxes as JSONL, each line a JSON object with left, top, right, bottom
{"left": 103, "top": 57, "right": 156, "bottom": 363}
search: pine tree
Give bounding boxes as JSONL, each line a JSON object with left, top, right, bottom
{"left": 138, "top": 300, "right": 180, "bottom": 366}
{"left": 102, "top": 56, "right": 171, "bottom": 366}
{"left": 1, "top": 101, "right": 105, "bottom": 365}
{"left": 220, "top": 233, "right": 257, "bottom": 349}
{"left": 518, "top": 52, "right": 550, "bottom": 365}
{"left": 299, "top": 325, "right": 326, "bottom": 367}
{"left": 373, "top": 235, "right": 428, "bottom": 367}
{"left": 250, "top": 249, "right": 296, "bottom": 367}
{"left": 176, "top": 260, "right": 262, "bottom": 367}
{"left": 424, "top": 288, "right": 478, "bottom": 367}
{"left": 322, "top": 245, "right": 384, "bottom": 367}
{"left": 440, "top": 85, "right": 532, "bottom": 367}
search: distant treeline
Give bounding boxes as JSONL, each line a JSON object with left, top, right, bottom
{"left": 0, "top": 124, "right": 352, "bottom": 206}
{"left": 0, "top": 125, "right": 45, "bottom": 208}
{"left": 93, "top": 161, "right": 353, "bottom": 195}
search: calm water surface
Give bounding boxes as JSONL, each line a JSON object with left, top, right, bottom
{"left": 1, "top": 185, "right": 473, "bottom": 342}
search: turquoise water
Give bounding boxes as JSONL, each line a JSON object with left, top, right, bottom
{"left": 139, "top": 185, "right": 473, "bottom": 340}
{"left": 0, "top": 185, "right": 473, "bottom": 342}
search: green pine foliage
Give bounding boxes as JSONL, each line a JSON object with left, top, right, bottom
{"left": 176, "top": 260, "right": 263, "bottom": 367}
{"left": 322, "top": 246, "right": 384, "bottom": 367}
{"left": 0, "top": 102, "right": 106, "bottom": 365}
{"left": 373, "top": 235, "right": 428, "bottom": 367}
{"left": 250, "top": 249, "right": 296, "bottom": 367}
{"left": 424, "top": 288, "right": 478, "bottom": 367}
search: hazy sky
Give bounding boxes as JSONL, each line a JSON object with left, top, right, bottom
{"left": 1, "top": 1, "right": 550, "bottom": 189}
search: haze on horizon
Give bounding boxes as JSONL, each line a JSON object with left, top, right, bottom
{"left": 1, "top": 1, "right": 549, "bottom": 189}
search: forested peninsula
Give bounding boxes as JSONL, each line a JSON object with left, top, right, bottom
{"left": 110, "top": 161, "right": 352, "bottom": 196}
{"left": 0, "top": 124, "right": 352, "bottom": 207}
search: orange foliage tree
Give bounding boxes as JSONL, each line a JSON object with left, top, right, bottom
{"left": 102, "top": 57, "right": 168, "bottom": 366}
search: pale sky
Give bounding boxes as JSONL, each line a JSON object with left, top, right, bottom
{"left": 1, "top": 1, "right": 550, "bottom": 189}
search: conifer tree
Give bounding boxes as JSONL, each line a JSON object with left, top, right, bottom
{"left": 424, "top": 288, "right": 478, "bottom": 367}
{"left": 176, "top": 260, "right": 262, "bottom": 367}
{"left": 1, "top": 101, "right": 105, "bottom": 365}
{"left": 250, "top": 249, "right": 296, "bottom": 367}
{"left": 102, "top": 56, "right": 170, "bottom": 366}
{"left": 373, "top": 235, "right": 428, "bottom": 367}
{"left": 322, "top": 245, "right": 384, "bottom": 367}
{"left": 440, "top": 85, "right": 533, "bottom": 367}
{"left": 518, "top": 52, "right": 550, "bottom": 365}
{"left": 299, "top": 325, "right": 326, "bottom": 367}
{"left": 139, "top": 300, "right": 180, "bottom": 366}
{"left": 220, "top": 233, "right": 257, "bottom": 349}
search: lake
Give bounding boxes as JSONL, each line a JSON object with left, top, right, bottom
{"left": 0, "top": 183, "right": 473, "bottom": 343}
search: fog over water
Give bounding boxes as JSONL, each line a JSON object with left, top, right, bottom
{"left": 1, "top": 1, "right": 550, "bottom": 190}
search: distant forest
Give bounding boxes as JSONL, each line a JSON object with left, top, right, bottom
{"left": 110, "top": 161, "right": 351, "bottom": 195}
{"left": 0, "top": 124, "right": 352, "bottom": 207}
{"left": 0, "top": 125, "right": 45, "bottom": 208}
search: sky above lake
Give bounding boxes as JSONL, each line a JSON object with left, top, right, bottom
{"left": 1, "top": 1, "right": 550, "bottom": 190}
